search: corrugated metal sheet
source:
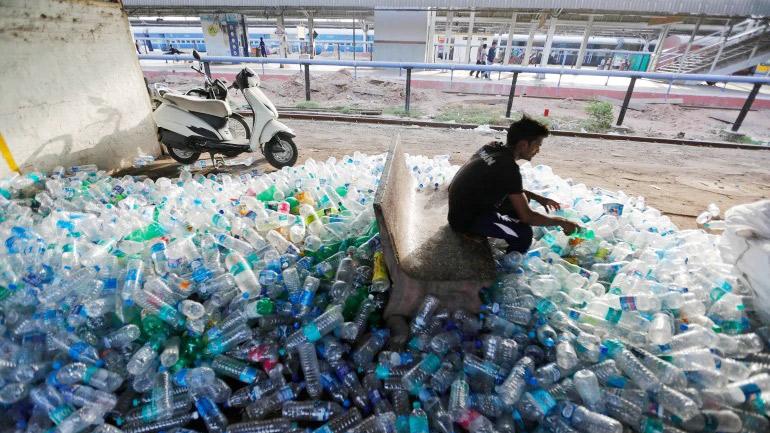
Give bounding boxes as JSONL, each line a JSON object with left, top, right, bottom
{"left": 122, "top": 0, "right": 770, "bottom": 17}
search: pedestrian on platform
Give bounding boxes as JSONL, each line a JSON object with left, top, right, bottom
{"left": 484, "top": 41, "right": 497, "bottom": 79}
{"left": 472, "top": 43, "right": 487, "bottom": 78}
{"left": 259, "top": 37, "right": 267, "bottom": 57}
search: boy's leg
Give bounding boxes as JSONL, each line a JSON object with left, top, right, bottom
{"left": 467, "top": 212, "right": 533, "bottom": 254}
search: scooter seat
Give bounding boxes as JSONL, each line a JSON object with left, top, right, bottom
{"left": 163, "top": 93, "right": 232, "bottom": 118}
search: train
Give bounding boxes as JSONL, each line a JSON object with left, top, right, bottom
{"left": 132, "top": 26, "right": 374, "bottom": 55}
{"left": 133, "top": 25, "right": 654, "bottom": 68}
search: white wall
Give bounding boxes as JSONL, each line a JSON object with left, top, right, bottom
{"left": 0, "top": 0, "right": 160, "bottom": 177}
{"left": 373, "top": 10, "right": 429, "bottom": 63}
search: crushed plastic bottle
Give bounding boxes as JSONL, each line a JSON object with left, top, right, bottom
{"left": 0, "top": 154, "right": 768, "bottom": 433}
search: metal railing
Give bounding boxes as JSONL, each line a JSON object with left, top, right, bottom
{"left": 139, "top": 54, "right": 770, "bottom": 132}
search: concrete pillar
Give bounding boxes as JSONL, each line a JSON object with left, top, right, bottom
{"left": 677, "top": 17, "right": 703, "bottom": 72}
{"left": 277, "top": 14, "right": 289, "bottom": 67}
{"left": 540, "top": 17, "right": 557, "bottom": 67}
{"left": 523, "top": 21, "right": 536, "bottom": 65}
{"left": 575, "top": 16, "right": 594, "bottom": 69}
{"left": 648, "top": 24, "right": 671, "bottom": 71}
{"left": 465, "top": 10, "right": 476, "bottom": 64}
{"left": 426, "top": 10, "right": 436, "bottom": 62}
{"left": 361, "top": 20, "right": 368, "bottom": 53}
{"left": 444, "top": 10, "right": 454, "bottom": 61}
{"left": 502, "top": 12, "right": 517, "bottom": 66}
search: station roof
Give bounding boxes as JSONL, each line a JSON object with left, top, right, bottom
{"left": 122, "top": 0, "right": 770, "bottom": 18}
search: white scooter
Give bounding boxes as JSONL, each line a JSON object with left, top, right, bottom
{"left": 153, "top": 55, "right": 297, "bottom": 168}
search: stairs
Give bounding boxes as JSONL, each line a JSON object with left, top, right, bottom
{"left": 656, "top": 20, "right": 770, "bottom": 75}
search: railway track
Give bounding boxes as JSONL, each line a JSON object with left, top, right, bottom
{"left": 244, "top": 111, "right": 768, "bottom": 151}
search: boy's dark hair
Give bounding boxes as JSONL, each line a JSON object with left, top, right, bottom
{"left": 506, "top": 115, "right": 549, "bottom": 146}
{"left": 482, "top": 43, "right": 487, "bottom": 48}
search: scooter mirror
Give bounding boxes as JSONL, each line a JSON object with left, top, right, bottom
{"left": 193, "top": 50, "right": 201, "bottom": 61}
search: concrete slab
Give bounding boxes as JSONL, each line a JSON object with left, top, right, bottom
{"left": 373, "top": 136, "right": 496, "bottom": 320}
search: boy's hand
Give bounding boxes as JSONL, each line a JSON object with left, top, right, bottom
{"left": 559, "top": 219, "right": 580, "bottom": 235}
{"left": 535, "top": 196, "right": 562, "bottom": 213}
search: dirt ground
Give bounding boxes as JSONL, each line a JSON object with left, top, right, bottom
{"left": 131, "top": 119, "right": 770, "bottom": 230}
{"left": 147, "top": 71, "right": 770, "bottom": 144}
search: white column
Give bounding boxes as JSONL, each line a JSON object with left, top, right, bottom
{"left": 444, "top": 11, "right": 454, "bottom": 61}
{"left": 523, "top": 21, "right": 536, "bottom": 65}
{"left": 575, "top": 16, "right": 594, "bottom": 69}
{"left": 677, "top": 17, "right": 703, "bottom": 73}
{"left": 648, "top": 24, "right": 671, "bottom": 71}
{"left": 502, "top": 12, "right": 517, "bottom": 66}
{"left": 465, "top": 10, "right": 476, "bottom": 64}
{"left": 540, "top": 17, "right": 556, "bottom": 67}
{"left": 426, "top": 10, "right": 436, "bottom": 62}
{"left": 277, "top": 14, "right": 288, "bottom": 68}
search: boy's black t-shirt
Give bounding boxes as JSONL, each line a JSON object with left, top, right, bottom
{"left": 448, "top": 142, "right": 523, "bottom": 231}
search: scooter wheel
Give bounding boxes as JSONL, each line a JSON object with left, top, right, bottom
{"left": 167, "top": 146, "right": 201, "bottom": 165}
{"left": 265, "top": 133, "right": 298, "bottom": 168}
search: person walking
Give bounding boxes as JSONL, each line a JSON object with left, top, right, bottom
{"left": 484, "top": 41, "right": 497, "bottom": 79}
{"left": 471, "top": 43, "right": 487, "bottom": 78}
{"left": 259, "top": 37, "right": 267, "bottom": 57}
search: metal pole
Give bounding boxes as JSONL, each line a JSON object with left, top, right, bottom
{"left": 203, "top": 61, "right": 211, "bottom": 78}
{"left": 732, "top": 83, "right": 761, "bottom": 132}
{"left": 241, "top": 15, "right": 249, "bottom": 57}
{"left": 710, "top": 19, "right": 733, "bottom": 73}
{"left": 304, "top": 64, "right": 311, "bottom": 101}
{"left": 405, "top": 68, "right": 412, "bottom": 112}
{"left": 616, "top": 76, "right": 637, "bottom": 126}
{"left": 677, "top": 17, "right": 703, "bottom": 73}
{"left": 505, "top": 72, "right": 519, "bottom": 118}
{"left": 353, "top": 17, "right": 356, "bottom": 61}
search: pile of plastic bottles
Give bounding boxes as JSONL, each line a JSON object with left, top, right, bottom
{"left": 0, "top": 153, "right": 768, "bottom": 433}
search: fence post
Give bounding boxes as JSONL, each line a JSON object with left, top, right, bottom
{"left": 732, "top": 83, "right": 762, "bottom": 132}
{"left": 304, "top": 64, "right": 311, "bottom": 101}
{"left": 405, "top": 68, "right": 412, "bottom": 113}
{"left": 505, "top": 72, "right": 519, "bottom": 118}
{"left": 203, "top": 61, "right": 211, "bottom": 78}
{"left": 616, "top": 76, "right": 637, "bottom": 126}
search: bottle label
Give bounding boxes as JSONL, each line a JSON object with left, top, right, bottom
{"left": 618, "top": 296, "right": 637, "bottom": 311}
{"left": 604, "top": 308, "right": 622, "bottom": 324}
{"left": 299, "top": 290, "right": 314, "bottom": 306}
{"left": 229, "top": 262, "right": 246, "bottom": 276}
{"left": 68, "top": 341, "right": 88, "bottom": 360}
{"left": 82, "top": 366, "right": 98, "bottom": 384}
{"left": 239, "top": 369, "right": 257, "bottom": 384}
{"left": 303, "top": 323, "right": 322, "bottom": 342}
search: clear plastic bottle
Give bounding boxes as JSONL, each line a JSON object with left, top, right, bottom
{"left": 193, "top": 394, "right": 228, "bottom": 433}
{"left": 410, "top": 296, "right": 439, "bottom": 335}
{"left": 55, "top": 362, "right": 123, "bottom": 392}
{"left": 245, "top": 383, "right": 301, "bottom": 420}
{"left": 297, "top": 342, "right": 323, "bottom": 398}
{"left": 281, "top": 401, "right": 342, "bottom": 422}
{"left": 212, "top": 355, "right": 261, "bottom": 384}
{"left": 573, "top": 370, "right": 603, "bottom": 412}
{"left": 285, "top": 305, "right": 344, "bottom": 350}
{"left": 312, "top": 407, "right": 362, "bottom": 433}
{"left": 496, "top": 356, "right": 534, "bottom": 406}
{"left": 102, "top": 324, "right": 141, "bottom": 349}
{"left": 559, "top": 401, "right": 622, "bottom": 433}
{"left": 408, "top": 402, "right": 429, "bottom": 433}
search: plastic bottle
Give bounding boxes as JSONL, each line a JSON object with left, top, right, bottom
{"left": 55, "top": 362, "right": 123, "bottom": 392}
{"left": 409, "top": 402, "right": 429, "bottom": 433}
{"left": 496, "top": 356, "right": 534, "bottom": 406}
{"left": 281, "top": 401, "right": 342, "bottom": 422}
{"left": 285, "top": 305, "right": 344, "bottom": 350}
